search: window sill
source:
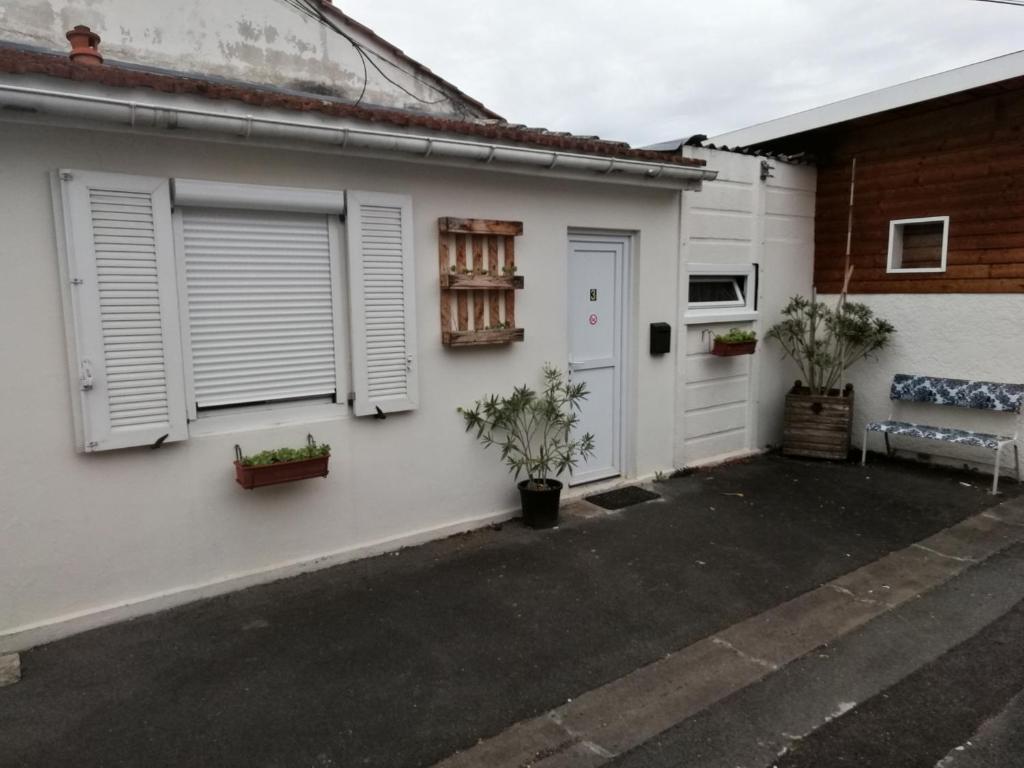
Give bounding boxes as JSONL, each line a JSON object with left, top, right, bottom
{"left": 885, "top": 267, "right": 946, "bottom": 274}
{"left": 683, "top": 310, "right": 758, "bottom": 325}
{"left": 188, "top": 402, "right": 350, "bottom": 437}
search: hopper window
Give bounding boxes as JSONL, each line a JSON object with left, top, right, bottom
{"left": 688, "top": 276, "right": 746, "bottom": 308}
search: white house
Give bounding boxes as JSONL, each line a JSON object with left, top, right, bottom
{"left": 0, "top": 1, "right": 814, "bottom": 651}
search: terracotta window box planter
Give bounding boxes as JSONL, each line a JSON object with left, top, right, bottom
{"left": 234, "top": 451, "right": 331, "bottom": 489}
{"left": 711, "top": 339, "right": 757, "bottom": 356}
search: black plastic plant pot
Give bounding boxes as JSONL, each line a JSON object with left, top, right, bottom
{"left": 517, "top": 478, "right": 563, "bottom": 529}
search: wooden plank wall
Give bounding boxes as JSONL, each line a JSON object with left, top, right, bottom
{"left": 812, "top": 81, "right": 1024, "bottom": 293}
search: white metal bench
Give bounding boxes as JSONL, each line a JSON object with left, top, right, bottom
{"left": 862, "top": 374, "right": 1023, "bottom": 494}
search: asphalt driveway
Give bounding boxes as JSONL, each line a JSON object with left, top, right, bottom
{"left": 0, "top": 453, "right": 1017, "bottom": 768}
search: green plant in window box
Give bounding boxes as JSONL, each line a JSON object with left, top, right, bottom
{"left": 711, "top": 328, "right": 757, "bottom": 356}
{"left": 714, "top": 328, "right": 756, "bottom": 344}
{"left": 234, "top": 436, "right": 331, "bottom": 489}
{"left": 238, "top": 442, "right": 330, "bottom": 467}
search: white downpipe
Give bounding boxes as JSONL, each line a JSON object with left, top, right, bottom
{"left": 0, "top": 83, "right": 717, "bottom": 187}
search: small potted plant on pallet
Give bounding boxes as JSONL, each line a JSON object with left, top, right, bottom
{"left": 712, "top": 328, "right": 757, "bottom": 356}
{"left": 766, "top": 292, "right": 895, "bottom": 460}
{"left": 459, "top": 364, "right": 595, "bottom": 529}
{"left": 234, "top": 435, "right": 331, "bottom": 489}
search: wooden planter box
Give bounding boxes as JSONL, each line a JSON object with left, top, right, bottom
{"left": 439, "top": 217, "right": 525, "bottom": 348}
{"left": 783, "top": 383, "right": 854, "bottom": 460}
{"left": 234, "top": 455, "right": 330, "bottom": 489}
{"left": 442, "top": 327, "right": 525, "bottom": 347}
{"left": 712, "top": 339, "right": 757, "bottom": 356}
{"left": 440, "top": 273, "right": 524, "bottom": 290}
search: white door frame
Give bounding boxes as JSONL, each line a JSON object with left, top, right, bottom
{"left": 566, "top": 229, "right": 634, "bottom": 486}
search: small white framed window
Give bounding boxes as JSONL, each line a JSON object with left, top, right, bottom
{"left": 689, "top": 275, "right": 746, "bottom": 309}
{"left": 887, "top": 216, "right": 949, "bottom": 273}
{"left": 685, "top": 262, "right": 757, "bottom": 322}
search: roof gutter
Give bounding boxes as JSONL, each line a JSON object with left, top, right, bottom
{"left": 0, "top": 82, "right": 716, "bottom": 189}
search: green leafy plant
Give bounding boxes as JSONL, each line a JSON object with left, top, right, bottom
{"left": 239, "top": 442, "right": 330, "bottom": 467}
{"left": 715, "top": 328, "right": 756, "bottom": 343}
{"left": 766, "top": 294, "right": 895, "bottom": 396}
{"left": 458, "top": 364, "right": 596, "bottom": 489}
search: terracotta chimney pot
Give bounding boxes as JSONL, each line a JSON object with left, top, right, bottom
{"left": 66, "top": 25, "right": 103, "bottom": 66}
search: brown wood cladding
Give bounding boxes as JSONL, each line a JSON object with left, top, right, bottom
{"left": 811, "top": 79, "right": 1024, "bottom": 293}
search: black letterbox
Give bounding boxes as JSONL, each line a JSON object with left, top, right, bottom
{"left": 650, "top": 322, "right": 671, "bottom": 355}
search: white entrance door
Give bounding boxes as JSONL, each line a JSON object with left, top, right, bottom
{"left": 567, "top": 234, "right": 628, "bottom": 485}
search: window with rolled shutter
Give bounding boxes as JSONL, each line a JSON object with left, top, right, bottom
{"left": 56, "top": 170, "right": 187, "bottom": 451}
{"left": 177, "top": 207, "right": 341, "bottom": 410}
{"left": 346, "top": 191, "right": 419, "bottom": 416}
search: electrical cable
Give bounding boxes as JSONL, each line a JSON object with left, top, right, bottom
{"left": 278, "top": 0, "right": 452, "bottom": 106}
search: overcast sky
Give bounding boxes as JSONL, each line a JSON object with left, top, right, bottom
{"left": 340, "top": 0, "right": 1024, "bottom": 147}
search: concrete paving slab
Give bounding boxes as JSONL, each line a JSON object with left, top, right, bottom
{"left": 830, "top": 544, "right": 965, "bottom": 607}
{"left": 610, "top": 543, "right": 1024, "bottom": 768}
{"left": 983, "top": 495, "right": 1024, "bottom": 527}
{"left": 914, "top": 510, "right": 1024, "bottom": 563}
{"left": 556, "top": 639, "right": 765, "bottom": 756}
{"left": 434, "top": 715, "right": 572, "bottom": 768}
{"left": 773, "top": 587, "right": 1024, "bottom": 767}
{"left": 0, "top": 655, "right": 19, "bottom": 687}
{"left": 713, "top": 586, "right": 884, "bottom": 669}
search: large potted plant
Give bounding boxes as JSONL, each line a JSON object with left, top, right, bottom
{"left": 766, "top": 292, "right": 895, "bottom": 460}
{"left": 459, "top": 364, "right": 595, "bottom": 528}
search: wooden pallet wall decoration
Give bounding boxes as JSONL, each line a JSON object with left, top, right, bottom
{"left": 438, "top": 218, "right": 525, "bottom": 347}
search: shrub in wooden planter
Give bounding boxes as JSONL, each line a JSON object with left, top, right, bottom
{"left": 234, "top": 436, "right": 331, "bottom": 489}
{"left": 783, "top": 382, "right": 854, "bottom": 460}
{"left": 767, "top": 288, "right": 895, "bottom": 461}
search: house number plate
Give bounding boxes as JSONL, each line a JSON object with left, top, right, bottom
{"left": 590, "top": 289, "right": 598, "bottom": 301}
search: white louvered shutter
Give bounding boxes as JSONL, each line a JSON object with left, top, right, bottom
{"left": 58, "top": 170, "right": 187, "bottom": 451}
{"left": 179, "top": 208, "right": 338, "bottom": 409}
{"left": 346, "top": 191, "right": 419, "bottom": 416}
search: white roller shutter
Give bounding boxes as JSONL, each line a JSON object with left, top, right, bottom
{"left": 178, "top": 208, "right": 338, "bottom": 409}
{"left": 346, "top": 191, "right": 419, "bottom": 416}
{"left": 57, "top": 170, "right": 187, "bottom": 451}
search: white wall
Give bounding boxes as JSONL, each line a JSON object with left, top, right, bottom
{"left": 825, "top": 293, "right": 1024, "bottom": 471}
{"left": 675, "top": 148, "right": 816, "bottom": 467}
{"left": 0, "top": 121, "right": 682, "bottom": 649}
{"left": 0, "top": 0, "right": 488, "bottom": 117}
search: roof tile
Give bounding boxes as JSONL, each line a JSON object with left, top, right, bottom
{"left": 0, "top": 46, "right": 704, "bottom": 168}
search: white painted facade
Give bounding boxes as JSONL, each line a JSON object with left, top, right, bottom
{"left": 0, "top": 112, "right": 814, "bottom": 651}
{"left": 675, "top": 147, "right": 816, "bottom": 467}
{"left": 0, "top": 0, "right": 493, "bottom": 117}
{"left": 825, "top": 294, "right": 1024, "bottom": 473}
{"left": 0, "top": 119, "right": 683, "bottom": 650}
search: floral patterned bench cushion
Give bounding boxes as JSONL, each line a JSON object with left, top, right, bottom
{"left": 865, "top": 420, "right": 1012, "bottom": 450}
{"left": 890, "top": 374, "right": 1024, "bottom": 413}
